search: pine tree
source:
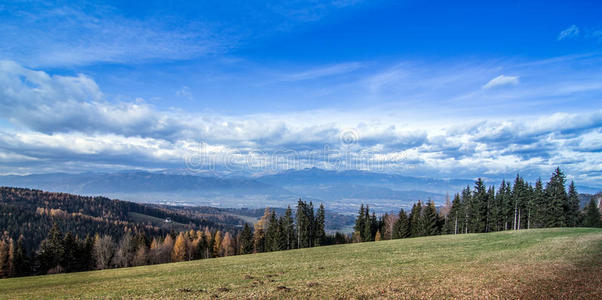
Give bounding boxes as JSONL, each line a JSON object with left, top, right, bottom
{"left": 511, "top": 175, "right": 526, "bottom": 230}
{"left": 196, "top": 232, "right": 208, "bottom": 259}
{"left": 265, "top": 210, "right": 279, "bottom": 252}
{"left": 392, "top": 209, "right": 409, "bottom": 239}
{"left": 471, "top": 178, "right": 488, "bottom": 233}
{"left": 363, "top": 206, "right": 373, "bottom": 241}
{"left": 62, "top": 232, "right": 77, "bottom": 272}
{"left": 525, "top": 183, "right": 534, "bottom": 229}
{"left": 38, "top": 222, "right": 65, "bottom": 273}
{"left": 566, "top": 181, "right": 580, "bottom": 227}
{"left": 314, "top": 204, "right": 326, "bottom": 246}
{"left": 444, "top": 193, "right": 462, "bottom": 234}
{"left": 502, "top": 180, "right": 513, "bottom": 230}
{"left": 409, "top": 201, "right": 423, "bottom": 237}
{"left": 12, "top": 236, "right": 29, "bottom": 277}
{"left": 354, "top": 204, "right": 366, "bottom": 242}
{"left": 461, "top": 186, "right": 472, "bottom": 233}
{"left": 283, "top": 206, "right": 296, "bottom": 249}
{"left": 422, "top": 200, "right": 439, "bottom": 236}
{"left": 486, "top": 186, "right": 496, "bottom": 232}
{"left": 307, "top": 201, "right": 315, "bottom": 247}
{"left": 296, "top": 200, "right": 314, "bottom": 248}
{"left": 532, "top": 178, "right": 545, "bottom": 228}
{"left": 239, "top": 223, "right": 254, "bottom": 254}
{"left": 583, "top": 198, "right": 601, "bottom": 228}
{"left": 370, "top": 212, "right": 378, "bottom": 241}
{"left": 545, "top": 167, "right": 567, "bottom": 227}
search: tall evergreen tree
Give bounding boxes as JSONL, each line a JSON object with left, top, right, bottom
{"left": 283, "top": 206, "right": 296, "bottom": 249}
{"left": 239, "top": 223, "right": 254, "bottom": 254}
{"left": 314, "top": 204, "right": 326, "bottom": 246}
{"left": 61, "top": 232, "right": 78, "bottom": 272}
{"left": 566, "top": 181, "right": 580, "bottom": 227}
{"left": 532, "top": 178, "right": 546, "bottom": 228}
{"left": 545, "top": 167, "right": 567, "bottom": 227}
{"left": 12, "top": 236, "right": 30, "bottom": 277}
{"left": 511, "top": 175, "right": 526, "bottom": 230}
{"left": 422, "top": 200, "right": 439, "bottom": 236}
{"left": 461, "top": 186, "right": 472, "bottom": 233}
{"left": 37, "top": 222, "right": 65, "bottom": 273}
{"left": 471, "top": 178, "right": 488, "bottom": 233}
{"left": 525, "top": 183, "right": 534, "bottom": 229}
{"left": 445, "top": 193, "right": 463, "bottom": 234}
{"left": 353, "top": 204, "right": 366, "bottom": 242}
{"left": 392, "top": 209, "right": 409, "bottom": 239}
{"left": 583, "top": 198, "right": 601, "bottom": 228}
{"left": 296, "top": 199, "right": 315, "bottom": 248}
{"left": 362, "top": 206, "right": 373, "bottom": 241}
{"left": 486, "top": 186, "right": 496, "bottom": 232}
{"left": 409, "top": 201, "right": 423, "bottom": 237}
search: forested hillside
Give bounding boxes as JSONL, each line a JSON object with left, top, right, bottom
{"left": 0, "top": 189, "right": 337, "bottom": 278}
{"left": 0, "top": 187, "right": 238, "bottom": 250}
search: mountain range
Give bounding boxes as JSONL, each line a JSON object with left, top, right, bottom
{"left": 0, "top": 168, "right": 599, "bottom": 214}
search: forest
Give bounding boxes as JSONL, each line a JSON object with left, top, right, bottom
{"left": 0, "top": 167, "right": 600, "bottom": 278}
{"left": 351, "top": 168, "right": 602, "bottom": 242}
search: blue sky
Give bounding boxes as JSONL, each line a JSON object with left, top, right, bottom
{"left": 0, "top": 0, "right": 601, "bottom": 186}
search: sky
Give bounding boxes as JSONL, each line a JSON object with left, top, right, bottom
{"left": 0, "top": 0, "right": 601, "bottom": 187}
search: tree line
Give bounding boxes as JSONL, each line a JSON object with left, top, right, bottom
{"left": 1, "top": 168, "right": 599, "bottom": 278}
{"left": 352, "top": 167, "right": 602, "bottom": 242}
{"left": 0, "top": 199, "right": 343, "bottom": 278}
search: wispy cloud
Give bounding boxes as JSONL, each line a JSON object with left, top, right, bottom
{"left": 558, "top": 25, "right": 580, "bottom": 41}
{"left": 0, "top": 1, "right": 367, "bottom": 67}
{"left": 176, "top": 86, "right": 193, "bottom": 100}
{"left": 283, "top": 63, "right": 362, "bottom": 82}
{"left": 482, "top": 75, "right": 519, "bottom": 89}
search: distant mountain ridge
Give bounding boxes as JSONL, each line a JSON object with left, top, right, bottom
{"left": 1, "top": 168, "right": 599, "bottom": 213}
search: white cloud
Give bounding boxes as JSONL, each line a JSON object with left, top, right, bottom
{"left": 558, "top": 25, "right": 580, "bottom": 41}
{"left": 0, "top": 61, "right": 601, "bottom": 185}
{"left": 482, "top": 75, "right": 520, "bottom": 89}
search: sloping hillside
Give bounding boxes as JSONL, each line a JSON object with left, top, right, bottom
{"left": 1, "top": 228, "right": 600, "bottom": 299}
{"left": 0, "top": 187, "right": 239, "bottom": 250}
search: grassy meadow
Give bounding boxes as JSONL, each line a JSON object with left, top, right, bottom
{"left": 1, "top": 228, "right": 600, "bottom": 299}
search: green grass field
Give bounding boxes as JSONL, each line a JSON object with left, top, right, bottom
{"left": 1, "top": 228, "right": 600, "bottom": 299}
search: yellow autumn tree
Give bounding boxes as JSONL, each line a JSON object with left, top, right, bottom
{"left": 162, "top": 235, "right": 174, "bottom": 263}
{"left": 375, "top": 230, "right": 382, "bottom": 241}
{"left": 221, "top": 232, "right": 235, "bottom": 257}
{"left": 213, "top": 231, "right": 222, "bottom": 257}
{"left": 172, "top": 233, "right": 187, "bottom": 262}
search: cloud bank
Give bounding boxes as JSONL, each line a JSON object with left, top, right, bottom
{"left": 0, "top": 61, "right": 600, "bottom": 186}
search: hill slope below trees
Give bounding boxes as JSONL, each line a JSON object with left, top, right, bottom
{"left": 1, "top": 228, "right": 600, "bottom": 299}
